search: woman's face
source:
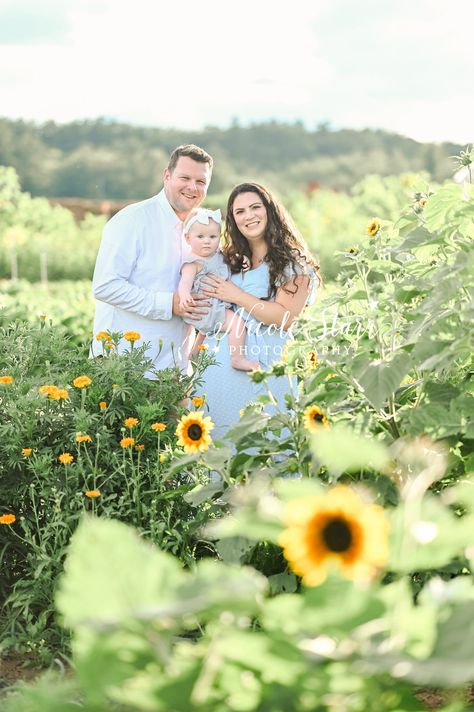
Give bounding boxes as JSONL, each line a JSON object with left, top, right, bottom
{"left": 232, "top": 192, "right": 268, "bottom": 244}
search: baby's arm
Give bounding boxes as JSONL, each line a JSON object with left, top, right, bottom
{"left": 179, "top": 262, "right": 200, "bottom": 309}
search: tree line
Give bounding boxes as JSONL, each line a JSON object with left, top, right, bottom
{"left": 0, "top": 116, "right": 462, "bottom": 200}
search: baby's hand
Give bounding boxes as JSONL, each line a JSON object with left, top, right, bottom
{"left": 241, "top": 255, "right": 251, "bottom": 272}
{"left": 179, "top": 294, "right": 196, "bottom": 309}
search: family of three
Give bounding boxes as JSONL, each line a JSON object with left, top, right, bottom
{"left": 91, "top": 144, "right": 320, "bottom": 439}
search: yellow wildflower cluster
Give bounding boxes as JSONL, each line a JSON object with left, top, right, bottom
{"left": 39, "top": 384, "right": 69, "bottom": 400}
{"left": 120, "top": 437, "right": 135, "bottom": 449}
{"left": 124, "top": 331, "right": 141, "bottom": 342}
{"left": 151, "top": 422, "right": 166, "bottom": 432}
{"left": 73, "top": 375, "right": 92, "bottom": 389}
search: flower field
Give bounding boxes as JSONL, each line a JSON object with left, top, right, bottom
{"left": 1, "top": 162, "right": 474, "bottom": 710}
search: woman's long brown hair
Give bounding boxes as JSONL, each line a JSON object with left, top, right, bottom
{"left": 222, "top": 182, "right": 321, "bottom": 298}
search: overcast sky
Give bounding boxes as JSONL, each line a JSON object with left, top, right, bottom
{"left": 0, "top": 0, "right": 473, "bottom": 144}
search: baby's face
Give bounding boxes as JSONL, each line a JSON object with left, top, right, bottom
{"left": 185, "top": 219, "right": 221, "bottom": 258}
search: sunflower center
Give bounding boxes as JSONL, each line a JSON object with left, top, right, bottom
{"left": 313, "top": 412, "right": 324, "bottom": 422}
{"left": 187, "top": 424, "right": 203, "bottom": 441}
{"left": 321, "top": 517, "right": 352, "bottom": 552}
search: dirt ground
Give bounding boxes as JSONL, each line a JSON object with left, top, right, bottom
{"left": 1, "top": 653, "right": 473, "bottom": 709}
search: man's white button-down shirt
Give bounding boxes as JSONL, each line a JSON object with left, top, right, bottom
{"left": 91, "top": 189, "right": 193, "bottom": 373}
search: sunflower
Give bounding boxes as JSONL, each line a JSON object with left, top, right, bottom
{"left": 303, "top": 404, "right": 328, "bottom": 432}
{"left": 175, "top": 411, "right": 214, "bottom": 453}
{"left": 124, "top": 417, "right": 139, "bottom": 428}
{"left": 279, "top": 485, "right": 389, "bottom": 586}
{"left": 366, "top": 218, "right": 381, "bottom": 237}
{"left": 73, "top": 375, "right": 92, "bottom": 389}
{"left": 123, "top": 331, "right": 141, "bottom": 342}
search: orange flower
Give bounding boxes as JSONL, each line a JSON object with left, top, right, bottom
{"left": 120, "top": 437, "right": 135, "bottom": 449}
{"left": 99, "top": 401, "right": 107, "bottom": 409}
{"left": 73, "top": 375, "right": 92, "bottom": 389}
{"left": 0, "top": 514, "right": 16, "bottom": 525}
{"left": 135, "top": 443, "right": 145, "bottom": 451}
{"left": 85, "top": 489, "right": 100, "bottom": 498}
{"left": 0, "top": 375, "right": 13, "bottom": 385}
{"left": 96, "top": 331, "right": 112, "bottom": 342}
{"left": 58, "top": 452, "right": 74, "bottom": 465}
{"left": 192, "top": 396, "right": 205, "bottom": 407}
{"left": 38, "top": 384, "right": 68, "bottom": 399}
{"left": 123, "top": 331, "right": 141, "bottom": 342}
{"left": 75, "top": 433, "right": 92, "bottom": 444}
{"left": 124, "top": 417, "right": 139, "bottom": 428}
{"left": 197, "top": 344, "right": 208, "bottom": 351}
{"left": 22, "top": 448, "right": 32, "bottom": 456}
{"left": 151, "top": 422, "right": 166, "bottom": 432}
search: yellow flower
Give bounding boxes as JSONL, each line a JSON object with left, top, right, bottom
{"left": 22, "top": 448, "right": 32, "bottom": 456}
{"left": 99, "top": 401, "right": 107, "bottom": 409}
{"left": 120, "top": 437, "right": 135, "bottom": 449}
{"left": 73, "top": 375, "right": 92, "bottom": 389}
{"left": 192, "top": 396, "right": 205, "bottom": 407}
{"left": 151, "top": 422, "right": 166, "bottom": 432}
{"left": 96, "top": 331, "right": 112, "bottom": 342}
{"left": 419, "top": 198, "right": 428, "bottom": 207}
{"left": 159, "top": 453, "right": 167, "bottom": 463}
{"left": 366, "top": 218, "right": 381, "bottom": 237}
{"left": 303, "top": 404, "right": 329, "bottom": 432}
{"left": 58, "top": 452, "right": 74, "bottom": 465}
{"left": 175, "top": 411, "right": 214, "bottom": 454}
{"left": 239, "top": 408, "right": 245, "bottom": 417}
{"left": 197, "top": 344, "right": 208, "bottom": 351}
{"left": 123, "top": 331, "right": 141, "bottom": 342}
{"left": 75, "top": 432, "right": 92, "bottom": 444}
{"left": 105, "top": 342, "right": 115, "bottom": 349}
{"left": 0, "top": 375, "right": 13, "bottom": 384}
{"left": 0, "top": 513, "right": 16, "bottom": 525}
{"left": 112, "top": 383, "right": 119, "bottom": 389}
{"left": 124, "top": 417, "right": 139, "bottom": 428}
{"left": 85, "top": 489, "right": 100, "bottom": 498}
{"left": 326, "top": 373, "right": 337, "bottom": 380}
{"left": 39, "top": 313, "right": 46, "bottom": 322}
{"left": 56, "top": 388, "right": 69, "bottom": 400}
{"left": 279, "top": 485, "right": 389, "bottom": 586}
{"left": 135, "top": 443, "right": 145, "bottom": 451}
{"left": 306, "top": 351, "right": 318, "bottom": 369}
{"left": 39, "top": 384, "right": 56, "bottom": 397}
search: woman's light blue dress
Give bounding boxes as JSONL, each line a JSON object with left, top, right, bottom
{"left": 200, "top": 262, "right": 316, "bottom": 442}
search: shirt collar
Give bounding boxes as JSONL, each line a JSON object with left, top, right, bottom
{"left": 156, "top": 189, "right": 182, "bottom": 229}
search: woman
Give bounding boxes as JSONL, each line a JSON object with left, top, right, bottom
{"left": 199, "top": 182, "right": 320, "bottom": 440}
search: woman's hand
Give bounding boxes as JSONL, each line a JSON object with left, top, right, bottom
{"left": 200, "top": 274, "right": 242, "bottom": 304}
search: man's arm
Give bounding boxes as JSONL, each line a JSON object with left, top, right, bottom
{"left": 92, "top": 210, "right": 174, "bottom": 320}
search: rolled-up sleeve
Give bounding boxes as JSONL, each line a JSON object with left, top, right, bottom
{"left": 92, "top": 210, "right": 173, "bottom": 320}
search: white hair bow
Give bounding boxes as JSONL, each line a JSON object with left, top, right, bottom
{"left": 184, "top": 208, "right": 222, "bottom": 232}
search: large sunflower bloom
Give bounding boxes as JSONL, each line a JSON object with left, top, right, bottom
{"left": 279, "top": 485, "right": 389, "bottom": 586}
{"left": 303, "top": 404, "right": 329, "bottom": 432}
{"left": 175, "top": 411, "right": 214, "bottom": 454}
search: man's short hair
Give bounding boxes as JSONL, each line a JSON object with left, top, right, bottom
{"left": 168, "top": 144, "right": 213, "bottom": 174}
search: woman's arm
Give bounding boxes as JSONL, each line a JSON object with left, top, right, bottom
{"left": 201, "top": 274, "right": 311, "bottom": 330}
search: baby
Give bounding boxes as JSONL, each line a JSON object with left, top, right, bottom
{"left": 179, "top": 207, "right": 259, "bottom": 371}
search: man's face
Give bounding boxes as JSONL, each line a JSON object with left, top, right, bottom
{"left": 163, "top": 156, "right": 211, "bottom": 219}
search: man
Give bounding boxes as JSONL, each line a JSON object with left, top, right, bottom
{"left": 90, "top": 144, "right": 212, "bottom": 373}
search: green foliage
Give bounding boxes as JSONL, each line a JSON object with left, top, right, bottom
{"left": 0, "top": 321, "right": 217, "bottom": 654}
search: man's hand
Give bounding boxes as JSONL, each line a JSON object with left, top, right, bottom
{"left": 173, "top": 292, "right": 211, "bottom": 321}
